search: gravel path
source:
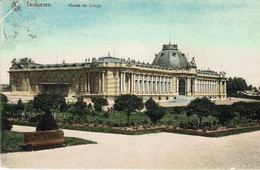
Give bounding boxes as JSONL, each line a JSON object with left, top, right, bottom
{"left": 1, "top": 125, "right": 260, "bottom": 169}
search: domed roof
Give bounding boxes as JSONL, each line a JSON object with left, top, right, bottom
{"left": 152, "top": 43, "right": 189, "bottom": 69}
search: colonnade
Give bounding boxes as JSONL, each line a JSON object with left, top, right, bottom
{"left": 195, "top": 79, "right": 219, "bottom": 94}
{"left": 120, "top": 72, "right": 173, "bottom": 93}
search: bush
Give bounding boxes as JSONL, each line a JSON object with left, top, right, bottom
{"left": 216, "top": 105, "right": 236, "bottom": 125}
{"left": 145, "top": 98, "right": 166, "bottom": 124}
{"left": 103, "top": 111, "right": 110, "bottom": 119}
{"left": 1, "top": 103, "right": 15, "bottom": 118}
{"left": 145, "top": 98, "right": 157, "bottom": 111}
{"left": 36, "top": 110, "right": 58, "bottom": 131}
{"left": 24, "top": 101, "right": 35, "bottom": 117}
{"left": 14, "top": 99, "right": 24, "bottom": 118}
{"left": 60, "top": 101, "right": 68, "bottom": 112}
{"left": 93, "top": 98, "right": 108, "bottom": 111}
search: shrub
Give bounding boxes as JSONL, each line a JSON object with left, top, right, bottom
{"left": 114, "top": 94, "right": 144, "bottom": 126}
{"left": 1, "top": 103, "right": 15, "bottom": 118}
{"left": 216, "top": 105, "right": 236, "bottom": 125}
{"left": 75, "top": 101, "right": 87, "bottom": 115}
{"left": 145, "top": 98, "right": 157, "bottom": 111}
{"left": 232, "top": 102, "right": 257, "bottom": 121}
{"left": 187, "top": 97, "right": 216, "bottom": 126}
{"left": 36, "top": 109, "right": 58, "bottom": 131}
{"left": 14, "top": 99, "right": 24, "bottom": 118}
{"left": 145, "top": 98, "right": 166, "bottom": 124}
{"left": 176, "top": 114, "right": 189, "bottom": 127}
{"left": 24, "top": 101, "right": 35, "bottom": 117}
{"left": 93, "top": 98, "right": 108, "bottom": 111}
{"left": 103, "top": 111, "right": 110, "bottom": 119}
{"left": 60, "top": 101, "right": 68, "bottom": 112}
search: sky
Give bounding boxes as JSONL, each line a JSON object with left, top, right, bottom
{"left": 0, "top": 0, "right": 260, "bottom": 87}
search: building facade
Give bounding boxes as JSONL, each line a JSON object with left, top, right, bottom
{"left": 9, "top": 43, "right": 227, "bottom": 102}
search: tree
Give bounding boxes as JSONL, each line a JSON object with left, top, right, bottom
{"left": 93, "top": 98, "right": 108, "bottom": 111}
{"left": 145, "top": 98, "right": 165, "bottom": 124}
{"left": 227, "top": 77, "right": 248, "bottom": 95}
{"left": 114, "top": 94, "right": 144, "bottom": 126}
{"left": 33, "top": 93, "right": 65, "bottom": 112}
{"left": 187, "top": 97, "right": 216, "bottom": 126}
{"left": 36, "top": 109, "right": 58, "bottom": 131}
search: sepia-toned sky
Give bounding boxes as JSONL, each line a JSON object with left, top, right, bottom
{"left": 1, "top": 0, "right": 260, "bottom": 86}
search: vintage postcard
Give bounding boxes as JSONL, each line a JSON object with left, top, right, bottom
{"left": 0, "top": 0, "right": 259, "bottom": 169}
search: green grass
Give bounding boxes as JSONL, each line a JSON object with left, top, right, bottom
{"left": 65, "top": 137, "right": 97, "bottom": 146}
{"left": 10, "top": 120, "right": 260, "bottom": 137}
{"left": 1, "top": 131, "right": 24, "bottom": 153}
{"left": 0, "top": 130, "right": 97, "bottom": 153}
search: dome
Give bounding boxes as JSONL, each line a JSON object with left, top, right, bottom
{"left": 152, "top": 43, "right": 189, "bottom": 69}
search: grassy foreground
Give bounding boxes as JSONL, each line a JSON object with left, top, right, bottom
{"left": 0, "top": 131, "right": 97, "bottom": 153}
{"left": 10, "top": 120, "right": 260, "bottom": 137}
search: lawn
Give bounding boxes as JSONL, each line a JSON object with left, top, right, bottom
{"left": 0, "top": 131, "right": 97, "bottom": 153}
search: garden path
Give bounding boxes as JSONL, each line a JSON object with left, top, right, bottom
{"left": 1, "top": 125, "right": 260, "bottom": 169}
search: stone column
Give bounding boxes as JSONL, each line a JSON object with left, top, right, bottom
{"left": 176, "top": 78, "right": 179, "bottom": 94}
{"left": 102, "top": 72, "right": 105, "bottom": 92}
{"left": 120, "top": 72, "right": 122, "bottom": 92}
{"left": 88, "top": 73, "right": 90, "bottom": 92}
{"left": 123, "top": 72, "right": 126, "bottom": 92}
{"left": 155, "top": 76, "right": 157, "bottom": 93}
{"left": 137, "top": 75, "right": 140, "bottom": 92}
{"left": 158, "top": 77, "right": 162, "bottom": 93}
{"left": 133, "top": 74, "right": 136, "bottom": 92}
{"left": 147, "top": 75, "right": 150, "bottom": 93}
{"left": 150, "top": 76, "right": 152, "bottom": 93}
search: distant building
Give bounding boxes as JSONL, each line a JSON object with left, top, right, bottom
{"left": 9, "top": 43, "right": 227, "bottom": 102}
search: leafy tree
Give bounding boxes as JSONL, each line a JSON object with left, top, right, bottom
{"left": 227, "top": 77, "right": 248, "bottom": 95}
{"left": 114, "top": 94, "right": 144, "bottom": 126}
{"left": 33, "top": 93, "right": 65, "bottom": 112}
{"left": 36, "top": 109, "right": 58, "bottom": 131}
{"left": 187, "top": 97, "right": 216, "bottom": 126}
{"left": 247, "top": 84, "right": 253, "bottom": 91}
{"left": 93, "top": 98, "right": 108, "bottom": 111}
{"left": 0, "top": 93, "right": 8, "bottom": 103}
{"left": 145, "top": 98, "right": 165, "bottom": 124}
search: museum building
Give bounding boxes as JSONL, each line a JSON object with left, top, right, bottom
{"left": 9, "top": 43, "right": 227, "bottom": 102}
